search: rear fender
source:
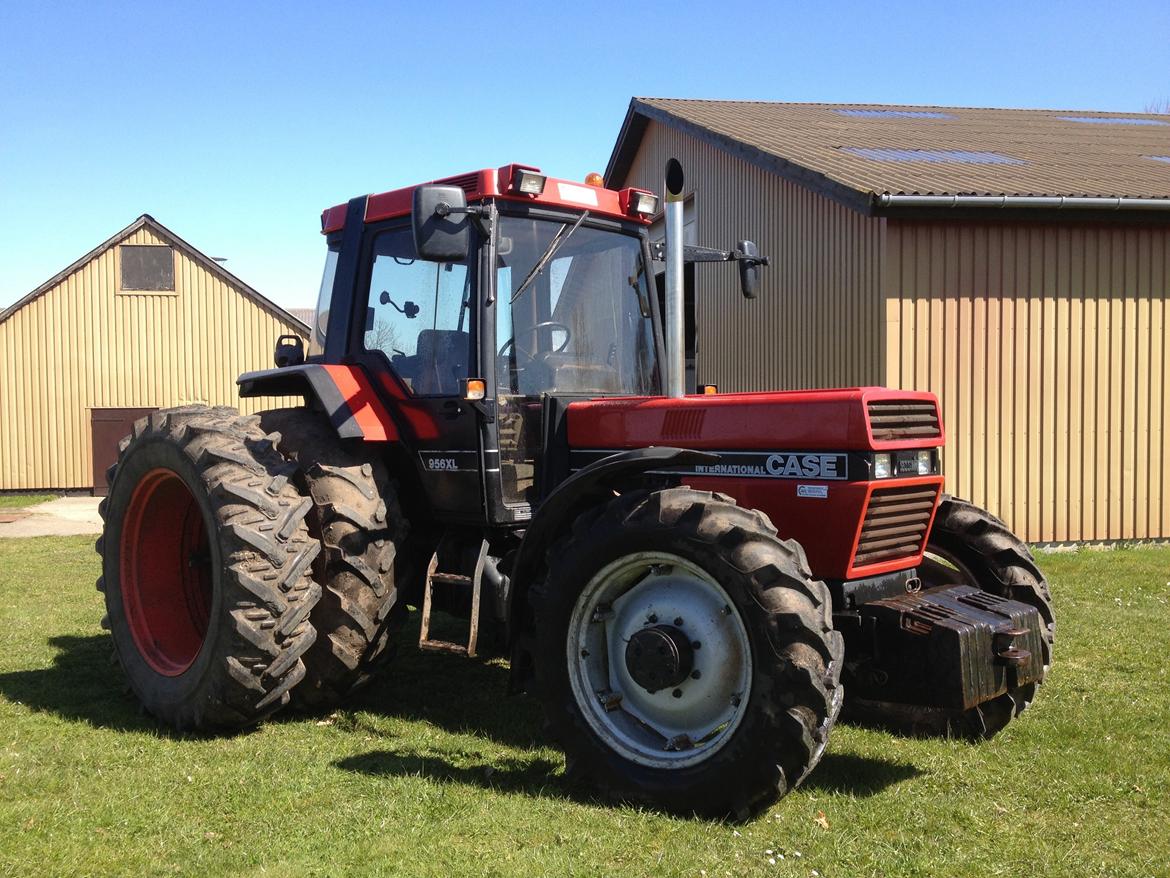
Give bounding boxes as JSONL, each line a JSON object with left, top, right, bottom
{"left": 237, "top": 364, "right": 398, "bottom": 442}
{"left": 506, "top": 446, "right": 715, "bottom": 691}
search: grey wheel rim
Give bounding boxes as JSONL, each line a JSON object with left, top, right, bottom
{"left": 566, "top": 551, "right": 752, "bottom": 770}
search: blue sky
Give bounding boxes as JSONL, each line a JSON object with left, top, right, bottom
{"left": 2, "top": 0, "right": 1167, "bottom": 311}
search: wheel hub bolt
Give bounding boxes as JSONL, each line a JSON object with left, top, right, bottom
{"left": 672, "top": 688, "right": 683, "bottom": 698}
{"left": 673, "top": 617, "right": 684, "bottom": 626}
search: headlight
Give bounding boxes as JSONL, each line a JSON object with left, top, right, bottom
{"left": 916, "top": 450, "right": 932, "bottom": 475}
{"left": 874, "top": 453, "right": 892, "bottom": 479}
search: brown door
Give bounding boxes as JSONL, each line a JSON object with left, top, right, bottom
{"left": 91, "top": 408, "right": 157, "bottom": 496}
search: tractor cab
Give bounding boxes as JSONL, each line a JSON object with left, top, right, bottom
{"left": 295, "top": 164, "right": 767, "bottom": 531}
{"left": 298, "top": 167, "right": 681, "bottom": 527}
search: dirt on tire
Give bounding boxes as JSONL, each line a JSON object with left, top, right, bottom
{"left": 530, "top": 486, "right": 843, "bottom": 818}
{"left": 259, "top": 408, "right": 409, "bottom": 710}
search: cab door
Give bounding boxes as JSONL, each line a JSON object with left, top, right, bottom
{"left": 355, "top": 222, "right": 485, "bottom": 522}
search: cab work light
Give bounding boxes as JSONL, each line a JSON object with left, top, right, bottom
{"left": 619, "top": 187, "right": 659, "bottom": 217}
{"left": 631, "top": 191, "right": 658, "bottom": 215}
{"left": 513, "top": 168, "right": 546, "bottom": 196}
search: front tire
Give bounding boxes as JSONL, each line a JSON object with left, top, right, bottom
{"left": 97, "top": 407, "right": 321, "bottom": 731}
{"left": 531, "top": 487, "right": 843, "bottom": 818}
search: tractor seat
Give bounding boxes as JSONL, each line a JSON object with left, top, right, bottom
{"left": 413, "top": 329, "right": 469, "bottom": 395}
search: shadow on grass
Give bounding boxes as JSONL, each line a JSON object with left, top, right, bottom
{"left": 334, "top": 747, "right": 920, "bottom": 817}
{"left": 2, "top": 631, "right": 923, "bottom": 809}
{"left": 336, "top": 748, "right": 568, "bottom": 797}
{"left": 0, "top": 634, "right": 162, "bottom": 734}
{"left": 9, "top": 632, "right": 921, "bottom": 819}
{"left": 801, "top": 752, "right": 921, "bottom": 795}
{"left": 346, "top": 638, "right": 543, "bottom": 749}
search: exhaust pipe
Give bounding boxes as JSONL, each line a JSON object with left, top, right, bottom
{"left": 663, "top": 159, "right": 686, "bottom": 398}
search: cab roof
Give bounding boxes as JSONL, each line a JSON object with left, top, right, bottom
{"left": 321, "top": 164, "right": 656, "bottom": 233}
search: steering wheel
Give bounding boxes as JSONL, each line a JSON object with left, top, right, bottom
{"left": 497, "top": 321, "right": 571, "bottom": 361}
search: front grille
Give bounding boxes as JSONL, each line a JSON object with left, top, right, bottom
{"left": 867, "top": 399, "right": 941, "bottom": 441}
{"left": 853, "top": 484, "right": 938, "bottom": 568}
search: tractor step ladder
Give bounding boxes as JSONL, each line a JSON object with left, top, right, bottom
{"left": 418, "top": 536, "right": 488, "bottom": 657}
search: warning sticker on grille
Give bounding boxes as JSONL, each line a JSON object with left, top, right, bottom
{"left": 797, "top": 484, "right": 829, "bottom": 499}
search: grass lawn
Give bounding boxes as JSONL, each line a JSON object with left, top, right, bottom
{"left": 0, "top": 494, "right": 56, "bottom": 511}
{"left": 0, "top": 537, "right": 1166, "bottom": 877}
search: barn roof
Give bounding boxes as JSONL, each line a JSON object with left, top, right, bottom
{"left": 0, "top": 215, "right": 310, "bottom": 333}
{"left": 606, "top": 98, "right": 1170, "bottom": 215}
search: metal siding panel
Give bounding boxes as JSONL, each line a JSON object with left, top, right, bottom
{"left": 624, "top": 120, "right": 884, "bottom": 393}
{"left": 1134, "top": 231, "right": 1151, "bottom": 538}
{"left": 884, "top": 218, "right": 1170, "bottom": 542}
{"left": 1151, "top": 244, "right": 1167, "bottom": 537}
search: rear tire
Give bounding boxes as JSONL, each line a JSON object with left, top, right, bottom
{"left": 259, "top": 408, "right": 408, "bottom": 710}
{"left": 97, "top": 406, "right": 321, "bottom": 731}
{"left": 531, "top": 487, "right": 843, "bottom": 818}
{"left": 849, "top": 495, "right": 1054, "bottom": 739}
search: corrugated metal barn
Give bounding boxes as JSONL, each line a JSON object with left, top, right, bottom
{"left": 607, "top": 99, "right": 1170, "bottom": 543}
{"left": 0, "top": 215, "right": 308, "bottom": 493}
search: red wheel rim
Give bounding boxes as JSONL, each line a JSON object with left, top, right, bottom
{"left": 120, "top": 468, "right": 213, "bottom": 676}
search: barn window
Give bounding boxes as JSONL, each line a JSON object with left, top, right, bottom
{"left": 119, "top": 245, "right": 175, "bottom": 292}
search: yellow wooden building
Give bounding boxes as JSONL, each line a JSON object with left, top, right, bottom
{"left": 0, "top": 215, "right": 308, "bottom": 493}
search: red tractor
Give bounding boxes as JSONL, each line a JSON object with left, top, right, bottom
{"left": 97, "top": 160, "right": 1054, "bottom": 817}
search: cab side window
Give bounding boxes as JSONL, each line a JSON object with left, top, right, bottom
{"left": 363, "top": 227, "right": 473, "bottom": 395}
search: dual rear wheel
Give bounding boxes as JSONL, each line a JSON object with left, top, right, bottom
{"left": 98, "top": 407, "right": 322, "bottom": 729}
{"left": 99, "top": 406, "right": 406, "bottom": 729}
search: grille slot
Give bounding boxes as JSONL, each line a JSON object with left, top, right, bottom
{"left": 853, "top": 485, "right": 938, "bottom": 568}
{"left": 435, "top": 172, "right": 481, "bottom": 195}
{"left": 867, "top": 400, "right": 941, "bottom": 441}
{"left": 662, "top": 409, "right": 706, "bottom": 440}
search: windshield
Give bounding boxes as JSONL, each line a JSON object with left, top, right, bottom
{"left": 496, "top": 215, "right": 659, "bottom": 397}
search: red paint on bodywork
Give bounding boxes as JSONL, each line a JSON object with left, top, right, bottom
{"left": 568, "top": 387, "right": 942, "bottom": 451}
{"left": 567, "top": 388, "right": 945, "bottom": 580}
{"left": 322, "top": 365, "right": 398, "bottom": 442}
{"left": 321, "top": 165, "right": 652, "bottom": 233}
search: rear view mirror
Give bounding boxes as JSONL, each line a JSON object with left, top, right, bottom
{"left": 737, "top": 240, "right": 761, "bottom": 299}
{"left": 412, "top": 185, "right": 470, "bottom": 262}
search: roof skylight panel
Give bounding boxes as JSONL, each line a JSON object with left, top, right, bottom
{"left": 1058, "top": 116, "right": 1169, "bottom": 126}
{"left": 840, "top": 147, "right": 1027, "bottom": 165}
{"left": 835, "top": 109, "right": 955, "bottom": 120}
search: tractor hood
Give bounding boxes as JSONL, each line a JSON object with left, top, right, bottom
{"left": 567, "top": 387, "right": 944, "bottom": 452}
